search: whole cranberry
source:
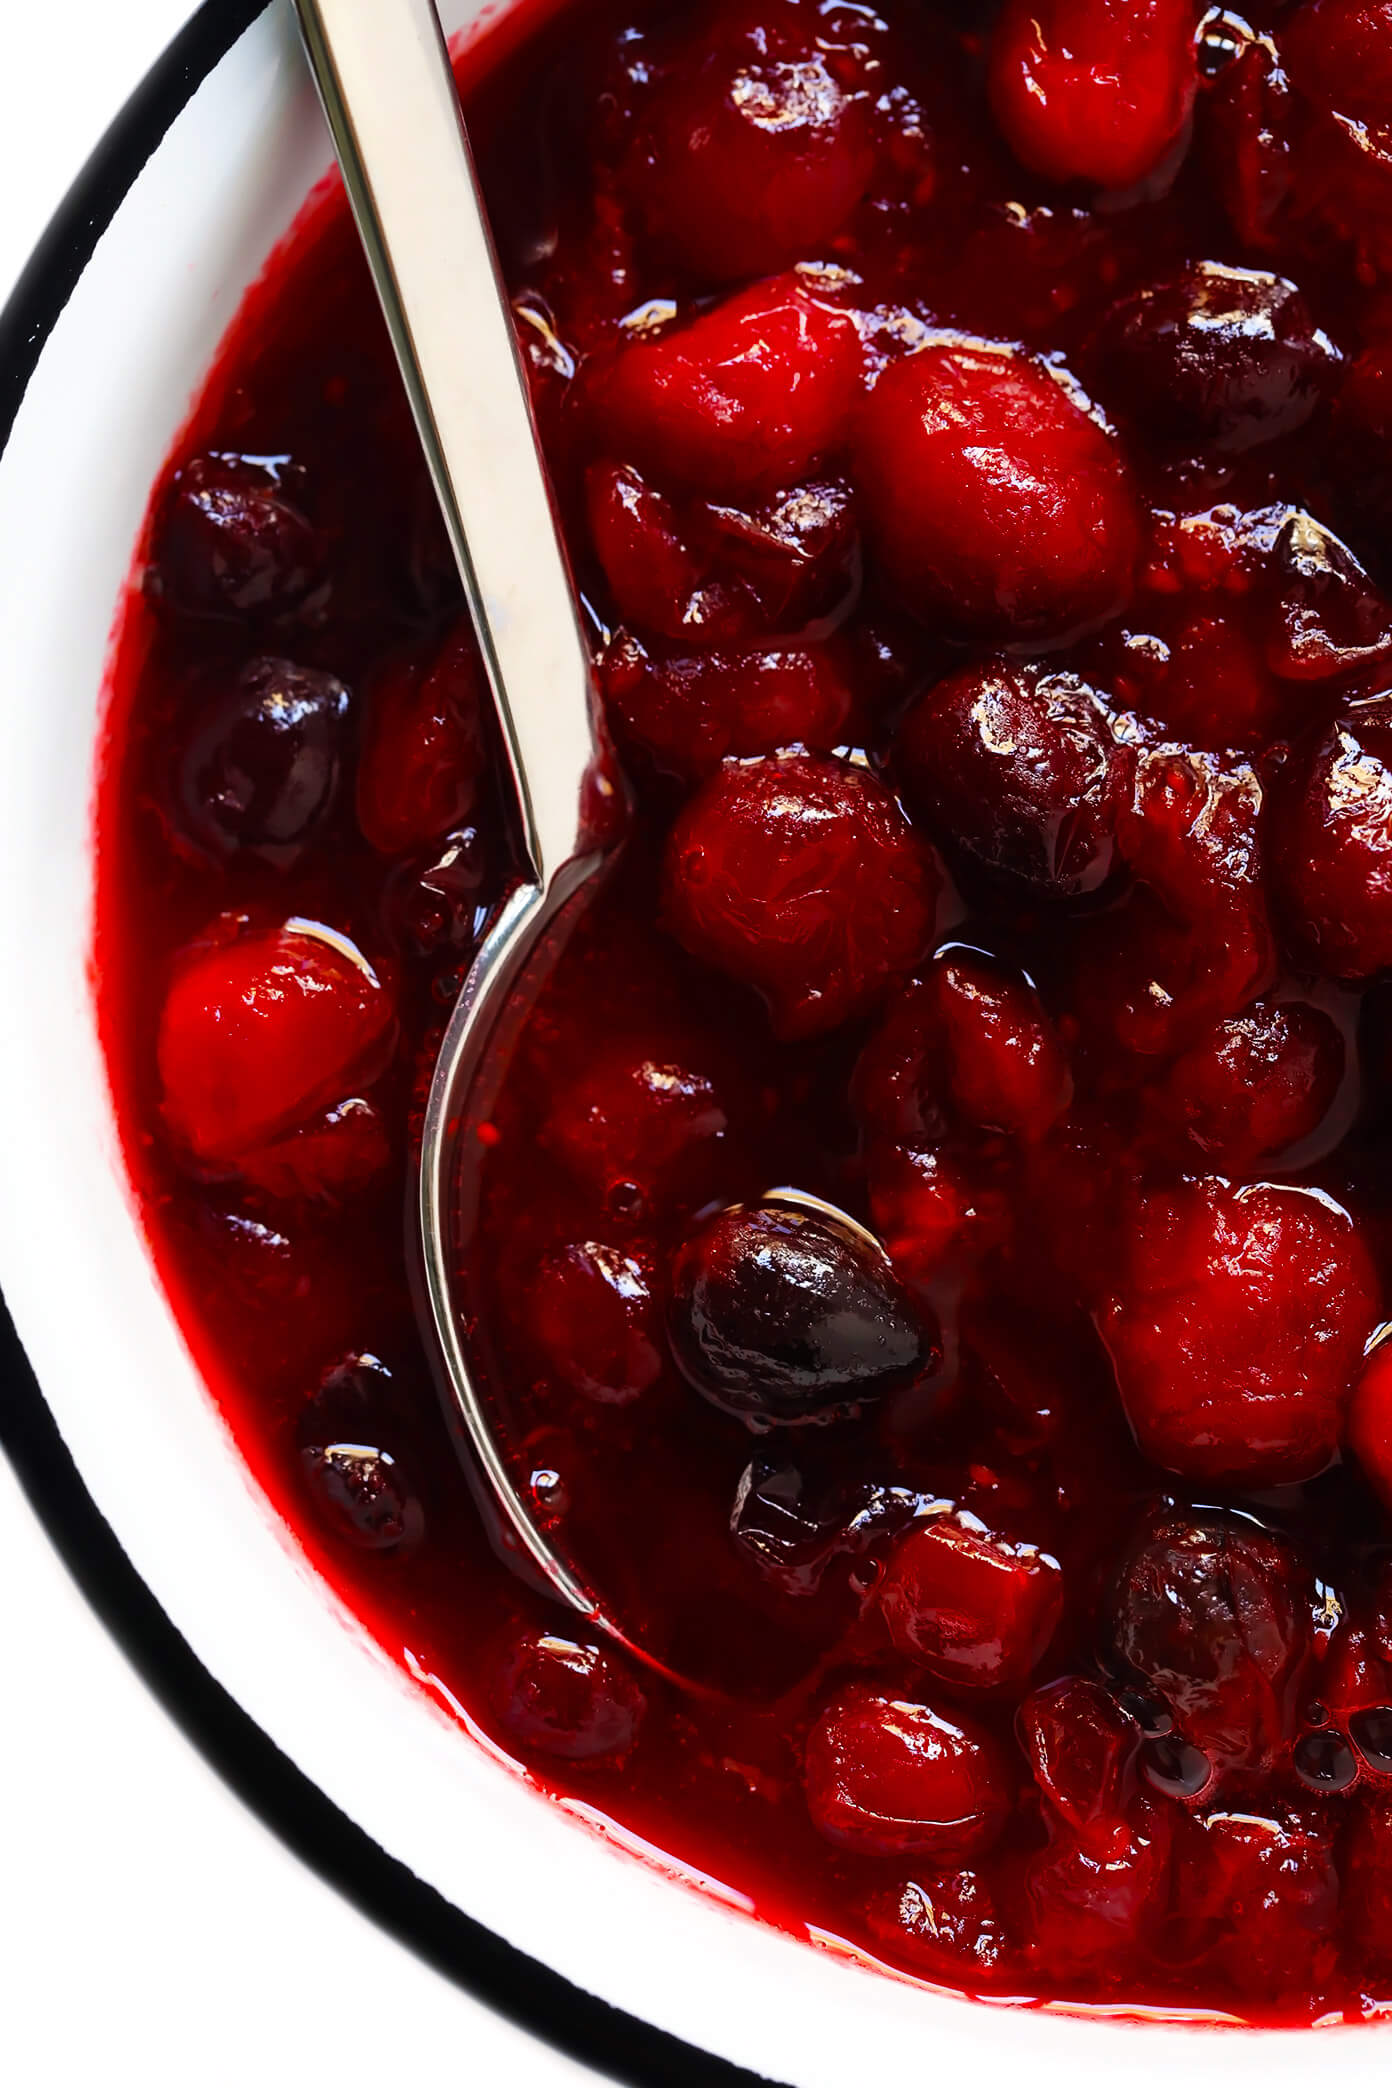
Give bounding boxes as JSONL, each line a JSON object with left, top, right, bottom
{"left": 1345, "top": 1793, "right": 1392, "bottom": 1970}
{"left": 541, "top": 1040, "right": 736, "bottom": 1212}
{"left": 590, "top": 277, "right": 864, "bottom": 499}
{"left": 1019, "top": 1677, "right": 1140, "bottom": 1837}
{"left": 174, "top": 655, "right": 350, "bottom": 867}
{"left": 865, "top": 1871, "right": 1007, "bottom": 1982}
{"left": 663, "top": 752, "right": 937, "bottom": 1039}
{"left": 1093, "top": 262, "right": 1341, "bottom": 454}
{"left": 1274, "top": 696, "right": 1392, "bottom": 977}
{"left": 148, "top": 452, "right": 325, "bottom": 623}
{"left": 1024, "top": 1801, "right": 1172, "bottom": 1979}
{"left": 357, "top": 619, "right": 485, "bottom": 856}
{"left": 1266, "top": 511, "right": 1392, "bottom": 682}
{"left": 876, "top": 1513, "right": 1063, "bottom": 1690}
{"left": 989, "top": 0, "right": 1199, "bottom": 191}
{"left": 894, "top": 660, "right": 1122, "bottom": 899}
{"left": 493, "top": 1630, "right": 646, "bottom": 1764}
{"left": 1350, "top": 1344, "right": 1392, "bottom": 1513}
{"left": 603, "top": 634, "right": 852, "bottom": 781}
{"left": 1173, "top": 1807, "right": 1339, "bottom": 2002}
{"left": 805, "top": 1686, "right": 1012, "bottom": 1859}
{"left": 1099, "top": 1178, "right": 1377, "bottom": 1483}
{"left": 586, "top": 462, "right": 712, "bottom": 642}
{"left": 635, "top": 9, "right": 875, "bottom": 283}
{"left": 1280, "top": 0, "right": 1392, "bottom": 129}
{"left": 301, "top": 1442, "right": 423, "bottom": 1551}
{"left": 667, "top": 1201, "right": 938, "bottom": 1425}
{"left": 1161, "top": 1000, "right": 1344, "bottom": 1171}
{"left": 1206, "top": 31, "right": 1295, "bottom": 251}
{"left": 1107, "top": 1509, "right": 1313, "bottom": 1780}
{"left": 854, "top": 341, "right": 1140, "bottom": 645}
{"left": 531, "top": 1242, "right": 663, "bottom": 1406}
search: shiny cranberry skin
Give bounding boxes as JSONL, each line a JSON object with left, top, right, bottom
{"left": 603, "top": 634, "right": 852, "bottom": 780}
{"left": 1350, "top": 1344, "right": 1392, "bottom": 1513}
{"left": 805, "top": 1686, "right": 1012, "bottom": 1859}
{"left": 1020, "top": 1677, "right": 1140, "bottom": 1835}
{"left": 379, "top": 826, "right": 489, "bottom": 960}
{"left": 356, "top": 620, "right": 484, "bottom": 856}
{"left": 298, "top": 1350, "right": 414, "bottom": 1453}
{"left": 989, "top": 0, "right": 1198, "bottom": 191}
{"left": 157, "top": 919, "right": 397, "bottom": 1170}
{"left": 1025, "top": 1802, "right": 1172, "bottom": 1979}
{"left": 532, "top": 1242, "right": 663, "bottom": 1405}
{"left": 1160, "top": 1001, "right": 1344, "bottom": 1171}
{"left": 1280, "top": 0, "right": 1392, "bottom": 128}
{"left": 301, "top": 1442, "right": 423, "bottom": 1551}
{"left": 1099, "top": 1178, "right": 1376, "bottom": 1483}
{"left": 1174, "top": 1808, "right": 1339, "bottom": 2002}
{"left": 1107, "top": 1510, "right": 1313, "bottom": 1781}
{"left": 493, "top": 1630, "right": 646, "bottom": 1764}
{"left": 668, "top": 1202, "right": 937, "bottom": 1424}
{"left": 541, "top": 1041, "right": 735, "bottom": 1212}
{"left": 876, "top": 1513, "right": 1063, "bottom": 1690}
{"left": 590, "top": 277, "right": 863, "bottom": 498}
{"left": 854, "top": 341, "right": 1140, "bottom": 644}
{"left": 663, "top": 752, "right": 937, "bottom": 1039}
{"left": 865, "top": 1872, "right": 1007, "bottom": 1981}
{"left": 1273, "top": 695, "right": 1392, "bottom": 979}
{"left": 868, "top": 1143, "right": 1010, "bottom": 1291}
{"left": 894, "top": 660, "right": 1122, "bottom": 898}
{"left": 635, "top": 9, "right": 875, "bottom": 283}
{"left": 148, "top": 452, "right": 325, "bottom": 623}
{"left": 237, "top": 1095, "right": 391, "bottom": 1204}
{"left": 1093, "top": 263, "right": 1341, "bottom": 454}
{"left": 174, "top": 655, "right": 350, "bottom": 867}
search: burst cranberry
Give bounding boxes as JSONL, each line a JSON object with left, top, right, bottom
{"left": 1100, "top": 1178, "right": 1377, "bottom": 1482}
{"left": 1280, "top": 0, "right": 1392, "bottom": 127}
{"left": 379, "top": 826, "right": 489, "bottom": 961}
{"left": 541, "top": 1040, "right": 735, "bottom": 1212}
{"left": 157, "top": 919, "right": 397, "bottom": 1170}
{"left": 1173, "top": 1808, "right": 1340, "bottom": 2002}
{"left": 301, "top": 1440, "right": 423, "bottom": 1551}
{"left": 603, "top": 633, "right": 852, "bottom": 780}
{"left": 1274, "top": 695, "right": 1392, "bottom": 978}
{"left": 356, "top": 620, "right": 485, "bottom": 856}
{"left": 1345, "top": 1794, "right": 1392, "bottom": 1969}
{"left": 237, "top": 1095, "right": 391, "bottom": 1203}
{"left": 1025, "top": 1801, "right": 1172, "bottom": 1980}
{"left": 805, "top": 1686, "right": 1012, "bottom": 1859}
{"left": 865, "top": 1872, "right": 1007, "bottom": 1981}
{"left": 148, "top": 452, "right": 325, "bottom": 623}
{"left": 1093, "top": 263, "right": 1341, "bottom": 454}
{"left": 855, "top": 341, "right": 1140, "bottom": 644}
{"left": 876, "top": 1513, "right": 1063, "bottom": 1689}
{"left": 1107, "top": 1510, "right": 1313, "bottom": 1781}
{"left": 1206, "top": 31, "right": 1295, "bottom": 250}
{"left": 589, "top": 277, "right": 863, "bottom": 498}
{"left": 494, "top": 1630, "right": 646, "bottom": 1764}
{"left": 1267, "top": 512, "right": 1392, "bottom": 682}
{"left": 174, "top": 655, "right": 350, "bottom": 867}
{"left": 1020, "top": 1677, "right": 1140, "bottom": 1836}
{"left": 1146, "top": 613, "right": 1278, "bottom": 747}
{"left": 635, "top": 7, "right": 875, "bottom": 282}
{"left": 988, "top": 0, "right": 1198, "bottom": 191}
{"left": 668, "top": 1201, "right": 937, "bottom": 1424}
{"left": 868, "top": 1143, "right": 1011, "bottom": 1291}
{"left": 1350, "top": 1344, "right": 1392, "bottom": 1513}
{"left": 1160, "top": 1001, "right": 1344, "bottom": 1171}
{"left": 663, "top": 752, "right": 937, "bottom": 1039}
{"left": 532, "top": 1242, "right": 663, "bottom": 1405}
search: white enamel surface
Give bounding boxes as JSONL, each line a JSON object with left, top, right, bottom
{"left": 0, "top": 3, "right": 1381, "bottom": 2080}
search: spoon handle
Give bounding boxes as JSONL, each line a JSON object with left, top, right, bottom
{"left": 292, "top": 0, "right": 601, "bottom": 895}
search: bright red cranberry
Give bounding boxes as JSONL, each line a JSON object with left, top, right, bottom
{"left": 805, "top": 1686, "right": 1012, "bottom": 1859}
{"left": 988, "top": 0, "right": 1198, "bottom": 191}
{"left": 895, "top": 660, "right": 1122, "bottom": 899}
{"left": 865, "top": 1871, "right": 1007, "bottom": 1982}
{"left": 1019, "top": 1677, "right": 1140, "bottom": 1837}
{"left": 236, "top": 1095, "right": 391, "bottom": 1203}
{"left": 1350, "top": 1344, "right": 1392, "bottom": 1514}
{"left": 875, "top": 1512, "right": 1063, "bottom": 1689}
{"left": 1160, "top": 1000, "right": 1344, "bottom": 1171}
{"left": 301, "top": 1440, "right": 423, "bottom": 1551}
{"left": 1107, "top": 1509, "right": 1313, "bottom": 1781}
{"left": 356, "top": 620, "right": 484, "bottom": 856}
{"left": 1173, "top": 1807, "right": 1340, "bottom": 2002}
{"left": 1345, "top": 1794, "right": 1392, "bottom": 1969}
{"left": 148, "top": 453, "right": 325, "bottom": 623}
{"left": 493, "top": 1630, "right": 646, "bottom": 1764}
{"left": 531, "top": 1242, "right": 663, "bottom": 1406}
{"left": 541, "top": 1040, "right": 736, "bottom": 1212}
{"left": 589, "top": 277, "right": 863, "bottom": 498}
{"left": 635, "top": 7, "right": 875, "bottom": 283}
{"left": 1143, "top": 613, "right": 1279, "bottom": 748}
{"left": 174, "top": 656, "right": 350, "bottom": 868}
{"left": 854, "top": 341, "right": 1140, "bottom": 644}
{"left": 664, "top": 752, "right": 936, "bottom": 1039}
{"left": 1024, "top": 1800, "right": 1172, "bottom": 1980}
{"left": 668, "top": 1202, "right": 937, "bottom": 1425}
{"left": 586, "top": 461, "right": 713, "bottom": 641}
{"left": 1093, "top": 263, "right": 1341, "bottom": 454}
{"left": 1280, "top": 0, "right": 1392, "bottom": 127}
{"left": 1274, "top": 695, "right": 1392, "bottom": 979}
{"left": 603, "top": 634, "right": 852, "bottom": 780}
{"left": 157, "top": 919, "right": 397, "bottom": 1170}
{"left": 1099, "top": 1179, "right": 1377, "bottom": 1482}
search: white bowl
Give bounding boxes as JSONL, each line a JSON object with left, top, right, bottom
{"left": 0, "top": 2, "right": 1379, "bottom": 2079}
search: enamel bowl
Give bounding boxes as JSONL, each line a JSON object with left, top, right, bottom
{"left": 0, "top": 3, "right": 1382, "bottom": 2080}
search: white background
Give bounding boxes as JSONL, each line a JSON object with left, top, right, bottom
{"left": 0, "top": 6, "right": 596, "bottom": 2082}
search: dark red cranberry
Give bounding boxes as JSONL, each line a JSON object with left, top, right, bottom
{"left": 540, "top": 1040, "right": 736, "bottom": 1212}
{"left": 1206, "top": 30, "right": 1294, "bottom": 250}
{"left": 1266, "top": 511, "right": 1392, "bottom": 682}
{"left": 1019, "top": 1677, "right": 1141, "bottom": 1836}
{"left": 1130, "top": 613, "right": 1280, "bottom": 749}
{"left": 1280, "top": 0, "right": 1392, "bottom": 129}
{"left": 602, "top": 633, "right": 852, "bottom": 781}
{"left": 531, "top": 1242, "right": 663, "bottom": 1405}
{"left": 729, "top": 1458, "right": 920, "bottom": 1595}
{"left": 894, "top": 660, "right": 1122, "bottom": 899}
{"left": 876, "top": 1513, "right": 1063, "bottom": 1690}
{"left": 1106, "top": 1509, "right": 1313, "bottom": 1779}
{"left": 356, "top": 619, "right": 485, "bottom": 856}
{"left": 668, "top": 1201, "right": 938, "bottom": 1425}
{"left": 634, "top": 9, "right": 875, "bottom": 283}
{"left": 379, "top": 826, "right": 490, "bottom": 960}
{"left": 868, "top": 1143, "right": 1011, "bottom": 1292}
{"left": 663, "top": 752, "right": 937, "bottom": 1039}
{"left": 1159, "top": 1000, "right": 1345, "bottom": 1171}
{"left": 989, "top": 0, "right": 1198, "bottom": 191}
{"left": 301, "top": 1441, "right": 423, "bottom": 1551}
{"left": 854, "top": 341, "right": 1140, "bottom": 645}
{"left": 1350, "top": 1344, "right": 1392, "bottom": 1514}
{"left": 864, "top": 1871, "right": 1007, "bottom": 1981}
{"left": 493, "top": 1629, "right": 646, "bottom": 1764}
{"left": 1099, "top": 1178, "right": 1377, "bottom": 1483}
{"left": 1346, "top": 1794, "right": 1392, "bottom": 1969}
{"left": 1293, "top": 1728, "right": 1359, "bottom": 1792}
{"left": 237, "top": 1095, "right": 392, "bottom": 1203}
{"left": 298, "top": 1351, "right": 413, "bottom": 1454}
{"left": 148, "top": 452, "right": 325, "bottom": 623}
{"left": 1024, "top": 1800, "right": 1172, "bottom": 1979}
{"left": 586, "top": 461, "right": 713, "bottom": 641}
{"left": 174, "top": 655, "right": 350, "bottom": 867}
{"left": 1173, "top": 1807, "right": 1339, "bottom": 2002}
{"left": 1273, "top": 695, "right": 1392, "bottom": 978}
{"left": 805, "top": 1685, "right": 1012, "bottom": 1859}
{"left": 1092, "top": 262, "right": 1341, "bottom": 454}
{"left": 1352, "top": 1708, "right": 1392, "bottom": 1777}
{"left": 589, "top": 277, "right": 864, "bottom": 498}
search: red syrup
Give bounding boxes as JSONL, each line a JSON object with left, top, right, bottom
{"left": 93, "top": 0, "right": 1392, "bottom": 2022}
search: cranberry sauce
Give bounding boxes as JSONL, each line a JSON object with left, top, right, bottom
{"left": 95, "top": 0, "right": 1392, "bottom": 2024}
